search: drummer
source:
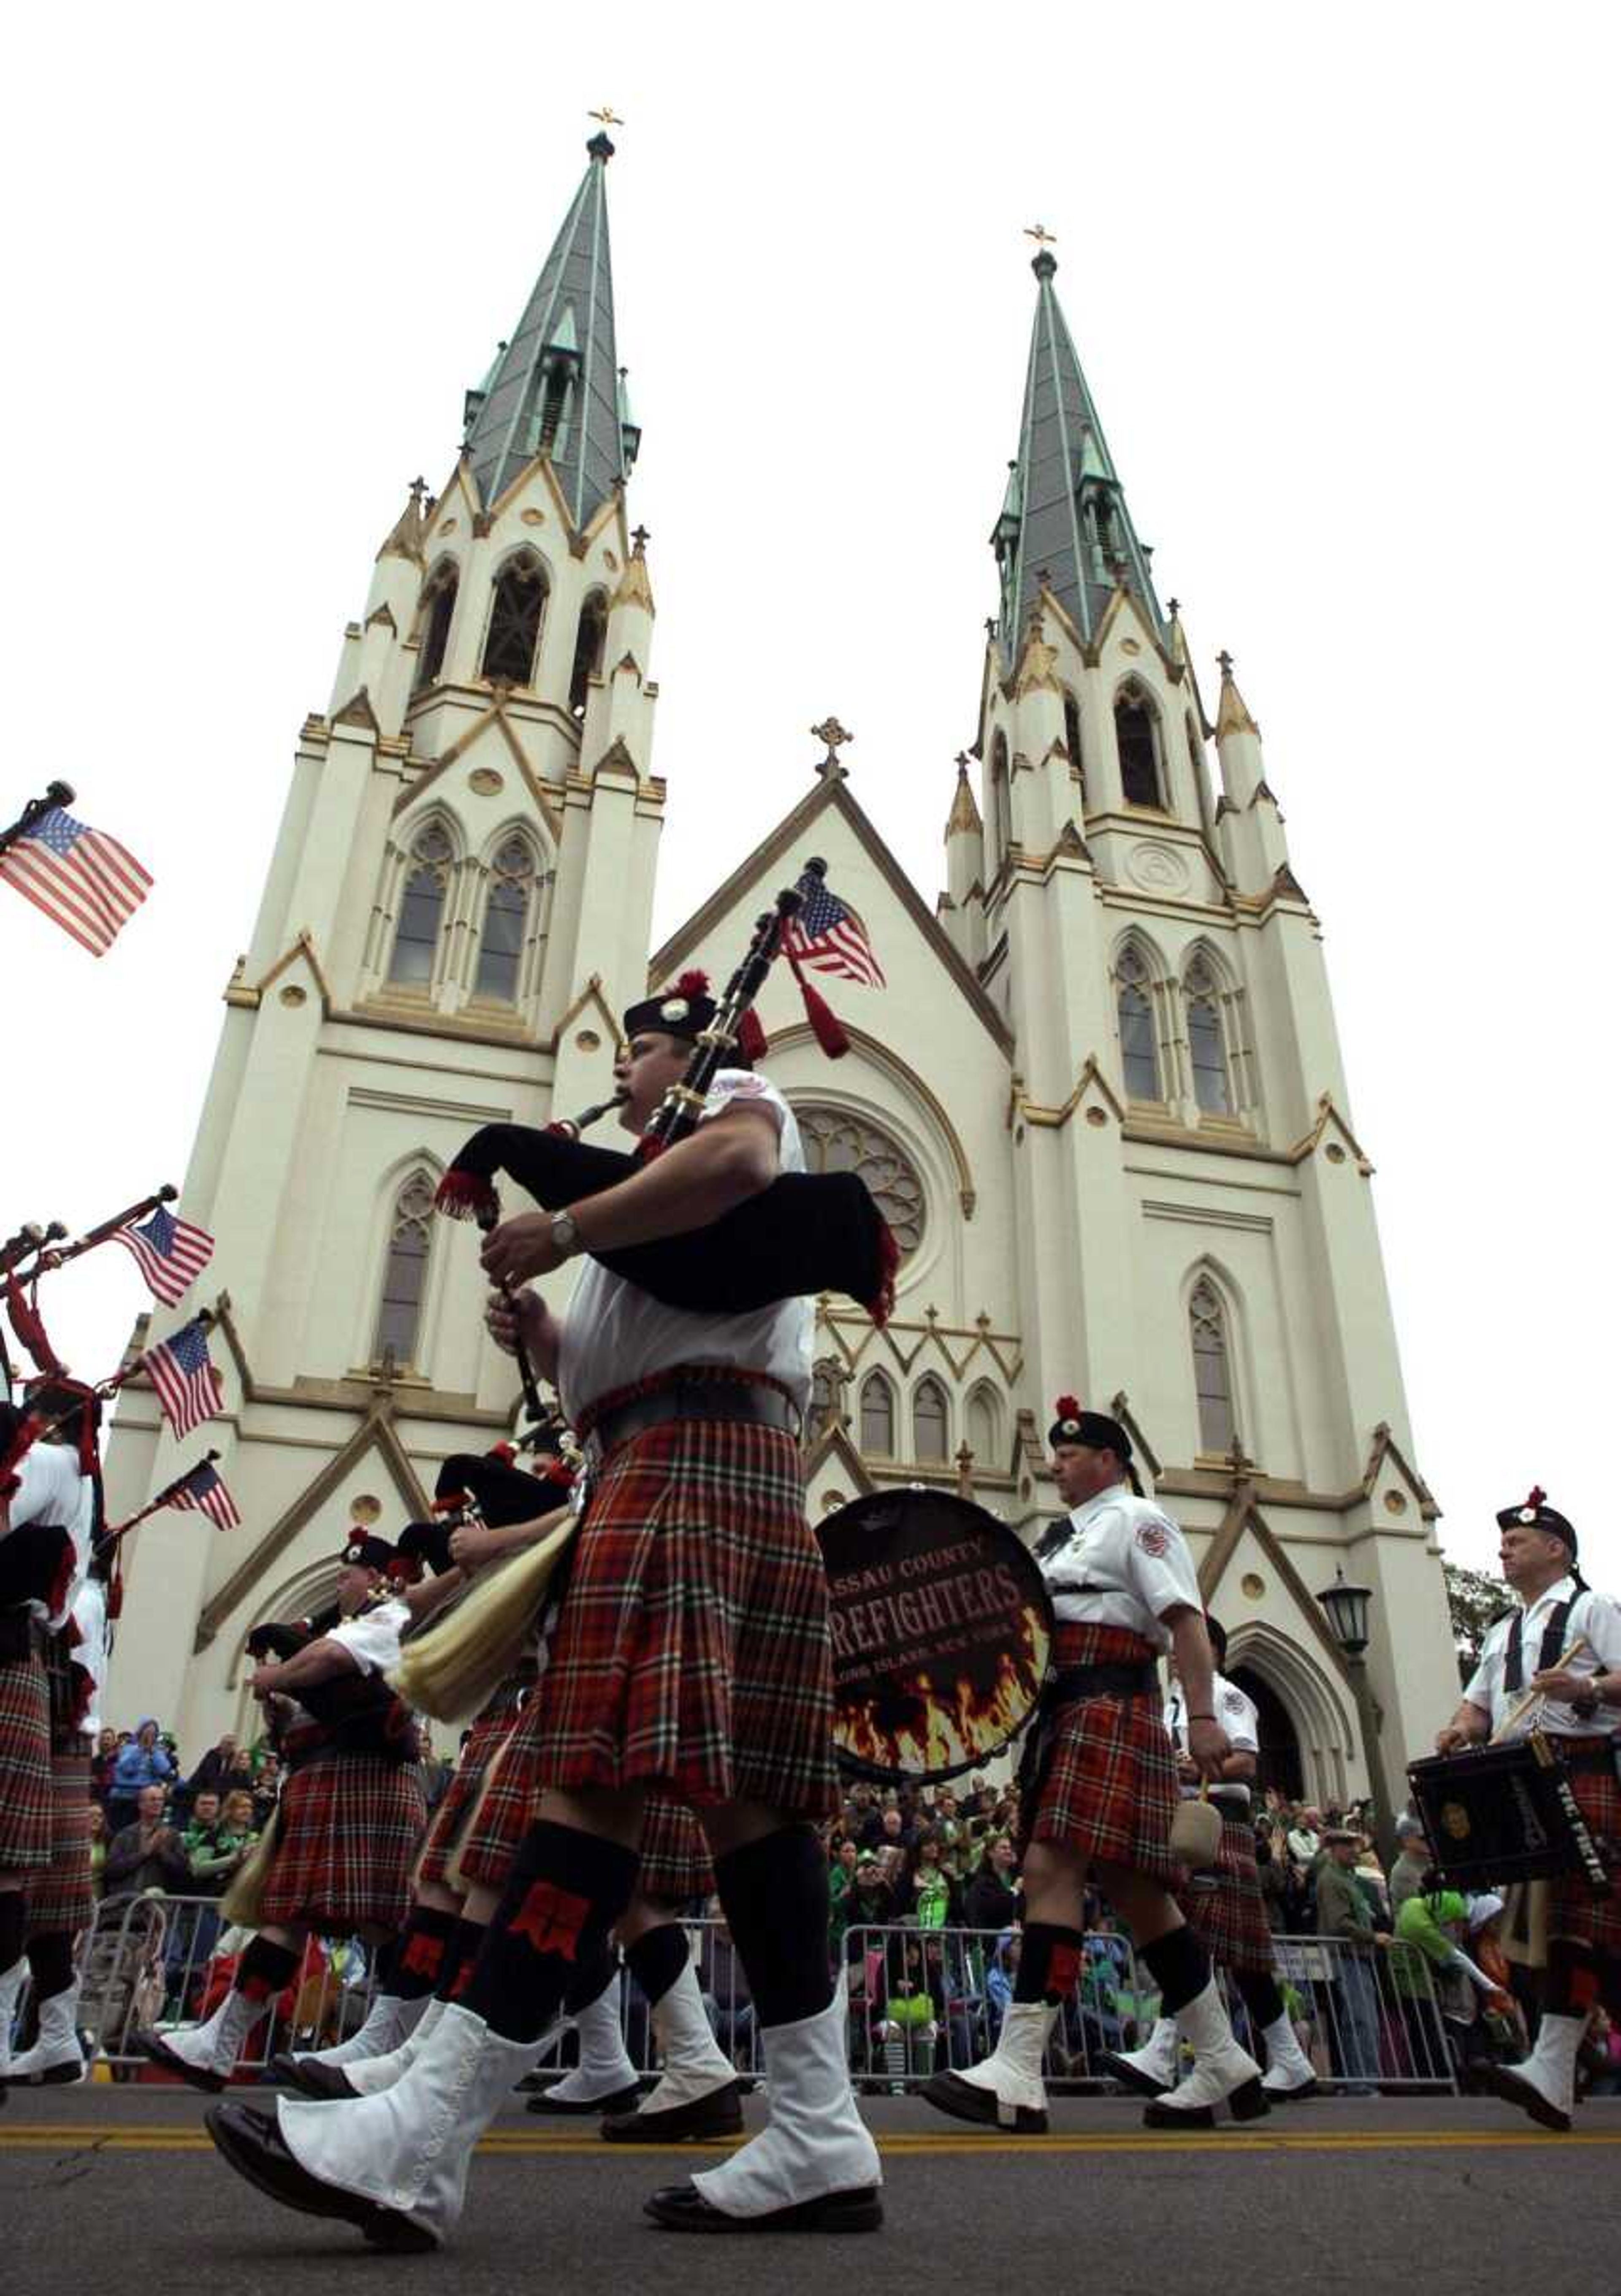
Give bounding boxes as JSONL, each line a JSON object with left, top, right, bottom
{"left": 1435, "top": 1487, "right": 1621, "bottom": 2133}
{"left": 923, "top": 1399, "right": 1266, "bottom": 2134}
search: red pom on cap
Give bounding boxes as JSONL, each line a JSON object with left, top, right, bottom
{"left": 675, "top": 969, "right": 710, "bottom": 997}
{"left": 1526, "top": 1485, "right": 1547, "bottom": 1511}
{"left": 1054, "top": 1394, "right": 1082, "bottom": 1420}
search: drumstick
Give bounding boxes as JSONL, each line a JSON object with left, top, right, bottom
{"left": 1489, "top": 1634, "right": 1590, "bottom": 1745}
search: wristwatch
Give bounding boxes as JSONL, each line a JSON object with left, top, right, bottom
{"left": 550, "top": 1210, "right": 584, "bottom": 1261}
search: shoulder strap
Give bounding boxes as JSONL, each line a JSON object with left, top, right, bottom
{"left": 1538, "top": 1597, "right": 1575, "bottom": 1677}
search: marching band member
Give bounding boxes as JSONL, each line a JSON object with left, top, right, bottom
{"left": 924, "top": 1399, "right": 1265, "bottom": 2134}
{"left": 0, "top": 1382, "right": 97, "bottom": 2090}
{"left": 205, "top": 975, "right": 878, "bottom": 2245}
{"left": 1435, "top": 1488, "right": 1621, "bottom": 2132}
{"left": 1103, "top": 1615, "right": 1316, "bottom": 2109}
{"left": 135, "top": 1530, "right": 430, "bottom": 2092}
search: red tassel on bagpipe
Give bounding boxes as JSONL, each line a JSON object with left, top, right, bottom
{"left": 735, "top": 1007, "right": 769, "bottom": 1065}
{"left": 865, "top": 1214, "right": 899, "bottom": 1327}
{"left": 435, "top": 1169, "right": 500, "bottom": 1224}
{"left": 5, "top": 1270, "right": 65, "bottom": 1377}
{"left": 786, "top": 949, "right": 850, "bottom": 1059}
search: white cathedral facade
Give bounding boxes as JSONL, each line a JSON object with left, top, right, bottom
{"left": 104, "top": 131, "right": 1459, "bottom": 1814}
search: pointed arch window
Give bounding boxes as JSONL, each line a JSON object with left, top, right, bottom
{"left": 1063, "top": 691, "right": 1085, "bottom": 805}
{"left": 1190, "top": 1276, "right": 1237, "bottom": 1456}
{"left": 1185, "top": 955, "right": 1233, "bottom": 1115}
{"left": 569, "top": 592, "right": 608, "bottom": 718}
{"left": 389, "top": 823, "right": 454, "bottom": 987}
{"left": 1116, "top": 944, "right": 1162, "bottom": 1099}
{"left": 414, "top": 563, "right": 459, "bottom": 692}
{"left": 859, "top": 1371, "right": 895, "bottom": 1458}
{"left": 375, "top": 1170, "right": 436, "bottom": 1367}
{"left": 966, "top": 1385, "right": 1001, "bottom": 1473}
{"left": 912, "top": 1375, "right": 949, "bottom": 1465}
{"left": 481, "top": 555, "right": 548, "bottom": 687}
{"left": 1115, "top": 688, "right": 1162, "bottom": 808}
{"left": 473, "top": 837, "right": 536, "bottom": 1002}
{"left": 990, "top": 731, "right": 1012, "bottom": 861}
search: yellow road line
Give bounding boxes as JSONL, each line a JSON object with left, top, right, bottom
{"left": 3, "top": 2124, "right": 1620, "bottom": 2157}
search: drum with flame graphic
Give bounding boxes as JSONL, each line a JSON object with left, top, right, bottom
{"left": 816, "top": 1490, "right": 1054, "bottom": 1782}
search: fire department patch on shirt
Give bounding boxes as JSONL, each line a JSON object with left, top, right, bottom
{"left": 1223, "top": 1688, "right": 1247, "bottom": 1715}
{"left": 1136, "top": 1519, "right": 1169, "bottom": 1557}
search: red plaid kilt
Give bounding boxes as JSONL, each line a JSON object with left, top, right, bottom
{"left": 416, "top": 1673, "right": 532, "bottom": 1891}
{"left": 1548, "top": 1745, "right": 1621, "bottom": 1957}
{"left": 520, "top": 1416, "right": 836, "bottom": 1816}
{"left": 1022, "top": 1624, "right": 1177, "bottom": 1883}
{"left": 24, "top": 1747, "right": 94, "bottom": 1938}
{"left": 637, "top": 1794, "right": 715, "bottom": 1906}
{"left": 1176, "top": 1805, "right": 1274, "bottom": 1975}
{"left": 0, "top": 1650, "right": 54, "bottom": 1875}
{"left": 258, "top": 1750, "right": 426, "bottom": 1933}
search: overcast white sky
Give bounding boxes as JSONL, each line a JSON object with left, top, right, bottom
{"left": 2, "top": 3, "right": 1615, "bottom": 1587}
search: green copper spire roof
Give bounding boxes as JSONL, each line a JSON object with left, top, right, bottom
{"left": 464, "top": 133, "right": 627, "bottom": 532}
{"left": 993, "top": 249, "right": 1162, "bottom": 649}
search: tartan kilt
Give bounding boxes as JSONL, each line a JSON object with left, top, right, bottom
{"left": 257, "top": 1750, "right": 426, "bottom": 1933}
{"left": 1176, "top": 1807, "right": 1274, "bottom": 1975}
{"left": 453, "top": 1716, "right": 543, "bottom": 1892}
{"left": 1548, "top": 1750, "right": 1621, "bottom": 1957}
{"left": 0, "top": 1651, "right": 55, "bottom": 1875}
{"left": 637, "top": 1794, "right": 715, "bottom": 1906}
{"left": 521, "top": 1416, "right": 836, "bottom": 1816}
{"left": 24, "top": 1747, "right": 94, "bottom": 1938}
{"left": 416, "top": 1675, "right": 531, "bottom": 1891}
{"left": 1022, "top": 1623, "right": 1177, "bottom": 1883}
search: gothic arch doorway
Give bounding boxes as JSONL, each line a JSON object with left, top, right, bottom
{"left": 1230, "top": 1665, "right": 1303, "bottom": 1801}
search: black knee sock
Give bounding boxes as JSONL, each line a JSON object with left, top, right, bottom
{"left": 435, "top": 1917, "right": 486, "bottom": 2003}
{"left": 626, "top": 1921, "right": 690, "bottom": 2012}
{"left": 235, "top": 1936, "right": 301, "bottom": 2004}
{"left": 388, "top": 1904, "right": 461, "bottom": 2001}
{"left": 1013, "top": 1922, "right": 1087, "bottom": 2006}
{"left": 1235, "top": 1966, "right": 1285, "bottom": 2032}
{"left": 1547, "top": 1939, "right": 1600, "bottom": 2021}
{"left": 0, "top": 1889, "right": 26, "bottom": 1971}
{"left": 1141, "top": 1925, "right": 1210, "bottom": 2017}
{"left": 460, "top": 1822, "right": 639, "bottom": 2045}
{"left": 713, "top": 1826, "right": 833, "bottom": 2028}
{"left": 25, "top": 1929, "right": 73, "bottom": 2001}
{"left": 564, "top": 1936, "right": 620, "bottom": 2015}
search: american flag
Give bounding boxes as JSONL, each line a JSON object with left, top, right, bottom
{"left": 785, "top": 874, "right": 886, "bottom": 988}
{"left": 0, "top": 805, "right": 152, "bottom": 957}
{"left": 141, "top": 1317, "right": 225, "bottom": 1439}
{"left": 113, "top": 1204, "right": 215, "bottom": 1308}
{"left": 166, "top": 1457, "right": 241, "bottom": 1531}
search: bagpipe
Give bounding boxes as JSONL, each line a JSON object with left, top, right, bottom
{"left": 435, "top": 858, "right": 899, "bottom": 1328}
{"left": 391, "top": 1476, "right": 576, "bottom": 1723}
{"left": 243, "top": 1606, "right": 421, "bottom": 1768}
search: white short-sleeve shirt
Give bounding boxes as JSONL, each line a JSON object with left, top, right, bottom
{"left": 557, "top": 1071, "right": 813, "bottom": 1424}
{"left": 1038, "top": 1485, "right": 1202, "bottom": 1648}
{"left": 326, "top": 1596, "right": 410, "bottom": 1680}
{"left": 4, "top": 1443, "right": 93, "bottom": 1627}
{"left": 1166, "top": 1670, "right": 1260, "bottom": 1757}
{"left": 1463, "top": 1576, "right": 1621, "bottom": 1741}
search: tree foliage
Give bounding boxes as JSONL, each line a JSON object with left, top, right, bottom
{"left": 1444, "top": 1558, "right": 1510, "bottom": 1684}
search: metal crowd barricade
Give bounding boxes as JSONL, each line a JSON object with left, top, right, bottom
{"left": 49, "top": 1898, "right": 1462, "bottom": 2099}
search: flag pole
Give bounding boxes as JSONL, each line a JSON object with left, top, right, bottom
{"left": 98, "top": 1449, "right": 223, "bottom": 1552}
{"left": 0, "top": 781, "right": 76, "bottom": 862}
{"left": 16, "top": 1185, "right": 180, "bottom": 1284}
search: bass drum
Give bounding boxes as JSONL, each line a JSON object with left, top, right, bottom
{"left": 816, "top": 1489, "right": 1053, "bottom": 1784}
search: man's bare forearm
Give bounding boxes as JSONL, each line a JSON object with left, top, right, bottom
{"left": 568, "top": 1117, "right": 776, "bottom": 1250}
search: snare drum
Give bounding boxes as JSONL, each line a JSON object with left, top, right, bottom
{"left": 816, "top": 1489, "right": 1053, "bottom": 1784}
{"left": 1406, "top": 1738, "right": 1613, "bottom": 1896}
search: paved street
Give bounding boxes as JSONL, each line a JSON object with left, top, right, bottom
{"left": 4, "top": 2083, "right": 1620, "bottom": 2296}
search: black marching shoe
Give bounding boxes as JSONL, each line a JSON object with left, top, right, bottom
{"left": 527, "top": 2079, "right": 642, "bottom": 2117}
{"left": 204, "top": 2102, "right": 437, "bottom": 2253}
{"left": 602, "top": 2078, "right": 746, "bottom": 2143}
{"left": 919, "top": 2068, "right": 1048, "bottom": 2134}
{"left": 644, "top": 2179, "right": 883, "bottom": 2234}
{"left": 276, "top": 2057, "right": 365, "bottom": 2101}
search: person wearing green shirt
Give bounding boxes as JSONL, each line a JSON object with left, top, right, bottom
{"left": 1315, "top": 1831, "right": 1388, "bottom": 2090}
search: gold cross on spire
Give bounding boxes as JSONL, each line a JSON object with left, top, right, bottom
{"left": 810, "top": 717, "right": 854, "bottom": 774}
{"left": 1024, "top": 222, "right": 1058, "bottom": 248}
{"left": 588, "top": 106, "right": 625, "bottom": 129}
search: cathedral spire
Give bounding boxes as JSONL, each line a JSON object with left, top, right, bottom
{"left": 992, "top": 246, "right": 1162, "bottom": 651}
{"left": 463, "top": 130, "right": 628, "bottom": 533}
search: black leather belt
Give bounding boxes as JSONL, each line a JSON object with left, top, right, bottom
{"left": 1048, "top": 1660, "right": 1158, "bottom": 1703}
{"left": 588, "top": 1379, "right": 800, "bottom": 1461}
